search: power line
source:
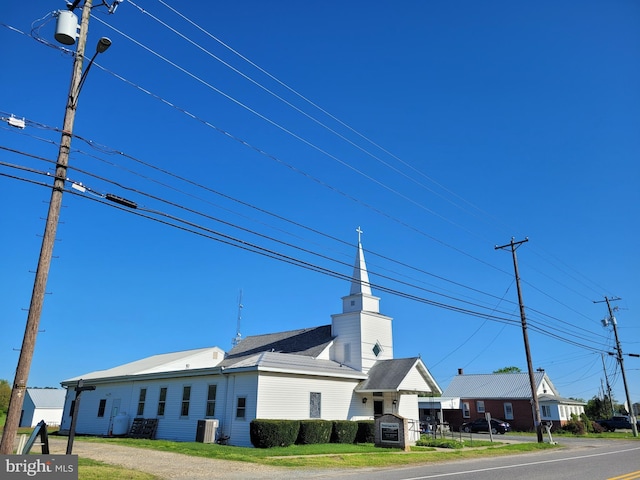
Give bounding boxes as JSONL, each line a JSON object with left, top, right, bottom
{"left": 1, "top": 17, "right": 621, "bottom": 332}
{"left": 2, "top": 19, "right": 614, "bottom": 325}
{"left": 0, "top": 166, "right": 614, "bottom": 355}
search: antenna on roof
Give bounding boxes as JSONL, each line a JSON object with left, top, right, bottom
{"left": 232, "top": 289, "right": 243, "bottom": 347}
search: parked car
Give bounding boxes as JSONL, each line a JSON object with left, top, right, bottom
{"left": 460, "top": 418, "right": 511, "bottom": 434}
{"left": 596, "top": 416, "right": 640, "bottom": 432}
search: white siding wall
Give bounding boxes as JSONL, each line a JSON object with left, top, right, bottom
{"left": 61, "top": 374, "right": 229, "bottom": 442}
{"left": 332, "top": 311, "right": 394, "bottom": 373}
{"left": 397, "top": 394, "right": 419, "bottom": 421}
{"left": 61, "top": 383, "right": 134, "bottom": 436}
{"left": 19, "top": 396, "right": 36, "bottom": 427}
{"left": 256, "top": 373, "right": 363, "bottom": 421}
{"left": 360, "top": 313, "right": 393, "bottom": 372}
{"left": 331, "top": 314, "right": 363, "bottom": 371}
{"left": 29, "top": 408, "right": 63, "bottom": 427}
{"left": 223, "top": 373, "right": 258, "bottom": 447}
{"left": 398, "top": 365, "right": 433, "bottom": 393}
{"left": 397, "top": 394, "right": 420, "bottom": 442}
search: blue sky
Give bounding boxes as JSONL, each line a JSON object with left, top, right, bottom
{"left": 1, "top": 1, "right": 638, "bottom": 406}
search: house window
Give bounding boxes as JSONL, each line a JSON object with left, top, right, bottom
{"left": 504, "top": 402, "right": 513, "bottom": 420}
{"left": 236, "top": 397, "right": 246, "bottom": 419}
{"left": 462, "top": 402, "right": 470, "bottom": 418}
{"left": 181, "top": 386, "right": 191, "bottom": 417}
{"left": 205, "top": 385, "right": 217, "bottom": 417}
{"left": 97, "top": 399, "right": 107, "bottom": 418}
{"left": 137, "top": 388, "right": 147, "bottom": 416}
{"left": 476, "top": 401, "right": 485, "bottom": 413}
{"left": 372, "top": 342, "right": 382, "bottom": 357}
{"left": 541, "top": 405, "right": 551, "bottom": 418}
{"left": 310, "top": 392, "right": 321, "bottom": 418}
{"left": 157, "top": 387, "right": 167, "bottom": 416}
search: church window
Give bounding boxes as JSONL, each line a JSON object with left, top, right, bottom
{"left": 97, "top": 399, "right": 106, "bottom": 418}
{"left": 205, "top": 385, "right": 217, "bottom": 417}
{"left": 372, "top": 342, "right": 382, "bottom": 357}
{"left": 236, "top": 397, "right": 246, "bottom": 419}
{"left": 181, "top": 386, "right": 191, "bottom": 417}
{"left": 137, "top": 388, "right": 147, "bottom": 416}
{"left": 157, "top": 387, "right": 167, "bottom": 416}
{"left": 310, "top": 392, "right": 321, "bottom": 418}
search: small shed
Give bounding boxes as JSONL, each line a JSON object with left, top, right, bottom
{"left": 20, "top": 389, "right": 66, "bottom": 428}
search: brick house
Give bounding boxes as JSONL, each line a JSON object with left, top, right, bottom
{"left": 420, "top": 370, "right": 585, "bottom": 432}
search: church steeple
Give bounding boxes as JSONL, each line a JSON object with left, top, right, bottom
{"left": 331, "top": 227, "right": 393, "bottom": 373}
{"left": 342, "top": 228, "right": 379, "bottom": 314}
{"left": 350, "top": 227, "right": 372, "bottom": 296}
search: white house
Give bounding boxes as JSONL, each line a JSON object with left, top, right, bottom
{"left": 20, "top": 388, "right": 65, "bottom": 428}
{"left": 59, "top": 238, "right": 442, "bottom": 446}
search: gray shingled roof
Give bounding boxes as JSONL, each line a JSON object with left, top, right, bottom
{"left": 357, "top": 357, "right": 421, "bottom": 391}
{"left": 538, "top": 394, "right": 586, "bottom": 405}
{"left": 221, "top": 325, "right": 333, "bottom": 367}
{"left": 224, "top": 351, "right": 366, "bottom": 378}
{"left": 443, "top": 372, "right": 547, "bottom": 399}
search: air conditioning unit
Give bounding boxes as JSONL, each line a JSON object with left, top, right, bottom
{"left": 195, "top": 419, "right": 218, "bottom": 443}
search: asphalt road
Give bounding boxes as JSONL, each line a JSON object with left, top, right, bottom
{"left": 47, "top": 436, "right": 640, "bottom": 480}
{"left": 325, "top": 436, "right": 640, "bottom": 480}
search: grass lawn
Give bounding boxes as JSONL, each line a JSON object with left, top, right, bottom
{"left": 8, "top": 423, "right": 637, "bottom": 480}
{"left": 71, "top": 434, "right": 558, "bottom": 469}
{"left": 78, "top": 458, "right": 160, "bottom": 480}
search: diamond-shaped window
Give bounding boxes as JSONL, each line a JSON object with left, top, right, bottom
{"left": 372, "top": 342, "right": 382, "bottom": 357}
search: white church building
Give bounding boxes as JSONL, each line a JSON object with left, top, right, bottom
{"left": 59, "top": 238, "right": 442, "bottom": 446}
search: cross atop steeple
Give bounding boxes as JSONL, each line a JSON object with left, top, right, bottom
{"left": 356, "top": 226, "right": 363, "bottom": 244}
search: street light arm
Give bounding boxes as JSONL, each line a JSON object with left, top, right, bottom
{"left": 74, "top": 37, "right": 111, "bottom": 106}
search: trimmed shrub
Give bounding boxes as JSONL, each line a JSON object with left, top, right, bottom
{"left": 560, "top": 416, "right": 586, "bottom": 435}
{"left": 331, "top": 420, "right": 358, "bottom": 444}
{"left": 296, "top": 420, "right": 333, "bottom": 445}
{"left": 356, "top": 420, "right": 375, "bottom": 443}
{"left": 250, "top": 419, "right": 299, "bottom": 448}
{"left": 416, "top": 437, "right": 464, "bottom": 449}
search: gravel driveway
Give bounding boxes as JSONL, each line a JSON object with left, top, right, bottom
{"left": 46, "top": 438, "right": 340, "bottom": 480}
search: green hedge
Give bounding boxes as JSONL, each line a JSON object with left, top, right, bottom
{"left": 296, "top": 420, "right": 333, "bottom": 445}
{"left": 331, "top": 420, "right": 359, "bottom": 444}
{"left": 250, "top": 419, "right": 374, "bottom": 448}
{"left": 356, "top": 420, "right": 375, "bottom": 443}
{"left": 250, "top": 419, "right": 300, "bottom": 448}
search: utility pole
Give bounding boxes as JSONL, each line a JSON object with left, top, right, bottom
{"left": 600, "top": 353, "right": 614, "bottom": 417}
{"left": 495, "top": 237, "right": 543, "bottom": 443}
{"left": 0, "top": 0, "right": 94, "bottom": 454}
{"left": 595, "top": 296, "right": 638, "bottom": 437}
